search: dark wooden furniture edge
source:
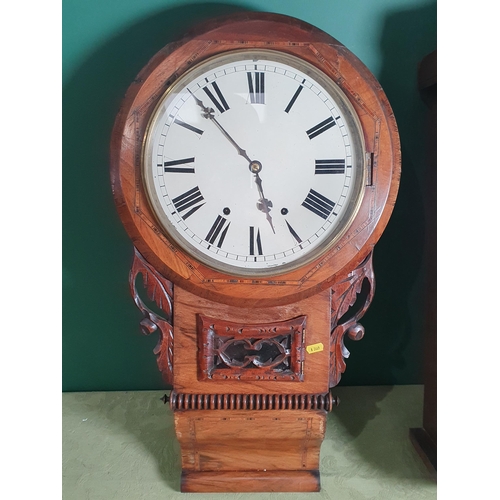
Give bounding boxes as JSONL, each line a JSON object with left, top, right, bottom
{"left": 410, "top": 48, "right": 437, "bottom": 476}
{"left": 409, "top": 427, "right": 436, "bottom": 477}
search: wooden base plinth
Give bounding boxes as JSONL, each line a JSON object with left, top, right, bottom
{"left": 182, "top": 470, "right": 320, "bottom": 492}
{"left": 174, "top": 409, "right": 327, "bottom": 492}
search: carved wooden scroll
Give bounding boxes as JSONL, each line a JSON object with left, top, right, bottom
{"left": 329, "top": 252, "right": 375, "bottom": 387}
{"left": 129, "top": 247, "right": 174, "bottom": 384}
{"left": 197, "top": 315, "right": 306, "bottom": 381}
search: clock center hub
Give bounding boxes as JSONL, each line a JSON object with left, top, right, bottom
{"left": 249, "top": 160, "right": 262, "bottom": 173}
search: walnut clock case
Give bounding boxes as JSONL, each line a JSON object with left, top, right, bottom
{"left": 110, "top": 12, "right": 400, "bottom": 493}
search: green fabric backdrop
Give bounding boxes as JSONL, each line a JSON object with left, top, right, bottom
{"left": 62, "top": 0, "right": 437, "bottom": 391}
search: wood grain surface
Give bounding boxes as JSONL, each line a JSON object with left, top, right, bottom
{"left": 110, "top": 12, "right": 401, "bottom": 492}
{"left": 110, "top": 11, "right": 401, "bottom": 308}
{"left": 173, "top": 286, "right": 331, "bottom": 394}
{"left": 175, "top": 409, "right": 326, "bottom": 492}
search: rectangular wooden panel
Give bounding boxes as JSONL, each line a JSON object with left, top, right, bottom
{"left": 175, "top": 409, "right": 326, "bottom": 492}
{"left": 173, "top": 287, "right": 331, "bottom": 394}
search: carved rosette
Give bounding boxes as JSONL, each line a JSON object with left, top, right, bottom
{"left": 329, "top": 252, "right": 375, "bottom": 387}
{"left": 129, "top": 247, "right": 174, "bottom": 384}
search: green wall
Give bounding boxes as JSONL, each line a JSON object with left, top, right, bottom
{"left": 63, "top": 0, "right": 437, "bottom": 391}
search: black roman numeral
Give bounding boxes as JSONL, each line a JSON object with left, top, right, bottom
{"left": 249, "top": 226, "right": 263, "bottom": 256}
{"left": 206, "top": 215, "right": 230, "bottom": 248}
{"left": 164, "top": 157, "right": 195, "bottom": 173}
{"left": 284, "top": 81, "right": 304, "bottom": 113}
{"left": 302, "top": 189, "right": 336, "bottom": 219}
{"left": 202, "top": 81, "right": 230, "bottom": 114}
{"left": 315, "top": 159, "right": 345, "bottom": 175}
{"left": 174, "top": 118, "right": 204, "bottom": 136}
{"left": 247, "top": 72, "right": 265, "bottom": 104}
{"left": 285, "top": 221, "right": 303, "bottom": 248}
{"left": 306, "top": 117, "right": 336, "bottom": 139}
{"left": 171, "top": 186, "right": 205, "bottom": 219}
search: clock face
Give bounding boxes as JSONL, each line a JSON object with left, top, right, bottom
{"left": 143, "top": 50, "right": 366, "bottom": 276}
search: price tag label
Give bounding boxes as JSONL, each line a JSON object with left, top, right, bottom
{"left": 306, "top": 342, "right": 324, "bottom": 354}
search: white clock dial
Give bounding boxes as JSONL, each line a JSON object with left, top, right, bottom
{"left": 143, "top": 50, "right": 365, "bottom": 276}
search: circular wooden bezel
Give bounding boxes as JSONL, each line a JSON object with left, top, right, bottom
{"left": 110, "top": 12, "right": 401, "bottom": 307}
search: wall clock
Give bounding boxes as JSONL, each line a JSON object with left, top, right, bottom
{"left": 110, "top": 12, "right": 400, "bottom": 493}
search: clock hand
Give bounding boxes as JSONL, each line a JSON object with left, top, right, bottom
{"left": 253, "top": 169, "right": 275, "bottom": 234}
{"left": 192, "top": 94, "right": 253, "bottom": 163}
{"left": 192, "top": 93, "right": 275, "bottom": 233}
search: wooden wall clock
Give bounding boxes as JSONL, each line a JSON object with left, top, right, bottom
{"left": 110, "top": 11, "right": 400, "bottom": 493}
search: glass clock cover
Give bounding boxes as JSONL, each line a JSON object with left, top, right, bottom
{"left": 143, "top": 50, "right": 366, "bottom": 276}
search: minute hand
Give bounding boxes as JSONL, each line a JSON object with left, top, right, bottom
{"left": 192, "top": 93, "right": 275, "bottom": 233}
{"left": 192, "top": 95, "right": 252, "bottom": 163}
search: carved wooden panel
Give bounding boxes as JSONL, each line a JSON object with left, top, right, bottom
{"left": 329, "top": 252, "right": 375, "bottom": 387}
{"left": 129, "top": 247, "right": 174, "bottom": 384}
{"left": 197, "top": 315, "right": 306, "bottom": 382}
{"left": 173, "top": 287, "right": 331, "bottom": 395}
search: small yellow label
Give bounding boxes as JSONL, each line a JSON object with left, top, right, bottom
{"left": 306, "top": 343, "right": 324, "bottom": 354}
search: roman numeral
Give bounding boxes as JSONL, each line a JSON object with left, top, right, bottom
{"left": 284, "top": 82, "right": 304, "bottom": 113}
{"left": 206, "top": 215, "right": 230, "bottom": 248}
{"left": 249, "top": 226, "right": 263, "bottom": 256}
{"left": 306, "top": 116, "right": 336, "bottom": 139}
{"left": 164, "top": 157, "right": 195, "bottom": 173}
{"left": 202, "top": 81, "right": 230, "bottom": 114}
{"left": 174, "top": 118, "right": 204, "bottom": 136}
{"left": 315, "top": 159, "right": 346, "bottom": 174}
{"left": 302, "top": 189, "right": 336, "bottom": 219}
{"left": 247, "top": 72, "right": 265, "bottom": 104}
{"left": 285, "top": 221, "right": 303, "bottom": 248}
{"left": 171, "top": 186, "right": 205, "bottom": 219}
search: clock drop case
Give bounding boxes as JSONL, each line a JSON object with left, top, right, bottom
{"left": 110, "top": 12, "right": 400, "bottom": 493}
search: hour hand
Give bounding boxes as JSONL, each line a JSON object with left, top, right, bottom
{"left": 254, "top": 172, "right": 275, "bottom": 234}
